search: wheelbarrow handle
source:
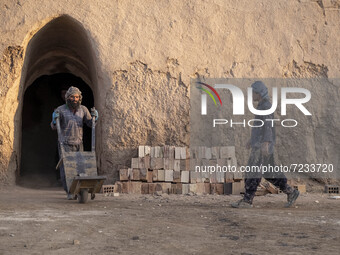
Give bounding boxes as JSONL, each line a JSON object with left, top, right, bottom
{"left": 91, "top": 107, "right": 96, "bottom": 152}
{"left": 55, "top": 110, "right": 65, "bottom": 154}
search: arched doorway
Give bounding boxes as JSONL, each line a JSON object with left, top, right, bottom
{"left": 17, "top": 15, "right": 98, "bottom": 188}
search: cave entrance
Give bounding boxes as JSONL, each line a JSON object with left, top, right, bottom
{"left": 18, "top": 74, "right": 94, "bottom": 188}
{"left": 17, "top": 15, "right": 98, "bottom": 188}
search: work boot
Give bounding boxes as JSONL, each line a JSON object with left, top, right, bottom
{"left": 285, "top": 189, "right": 299, "bottom": 208}
{"left": 231, "top": 199, "right": 253, "bottom": 208}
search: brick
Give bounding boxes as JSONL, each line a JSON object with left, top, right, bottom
{"left": 139, "top": 168, "right": 148, "bottom": 181}
{"left": 190, "top": 147, "right": 198, "bottom": 159}
{"left": 130, "top": 182, "right": 141, "bottom": 194}
{"left": 205, "top": 147, "right": 212, "bottom": 159}
{"left": 158, "top": 170, "right": 165, "bottom": 181}
{"left": 175, "top": 147, "right": 181, "bottom": 159}
{"left": 198, "top": 146, "right": 206, "bottom": 159}
{"left": 147, "top": 170, "right": 153, "bottom": 183}
{"left": 161, "top": 183, "right": 172, "bottom": 194}
{"left": 163, "top": 145, "right": 170, "bottom": 158}
{"left": 141, "top": 183, "right": 149, "bottom": 194}
{"left": 150, "top": 158, "right": 164, "bottom": 169}
{"left": 150, "top": 147, "right": 155, "bottom": 158}
{"left": 173, "top": 171, "right": 181, "bottom": 183}
{"left": 144, "top": 146, "right": 151, "bottom": 156}
{"left": 180, "top": 147, "right": 187, "bottom": 159}
{"left": 224, "top": 181, "right": 244, "bottom": 195}
{"left": 148, "top": 183, "right": 156, "bottom": 194}
{"left": 196, "top": 183, "right": 210, "bottom": 195}
{"left": 209, "top": 171, "right": 217, "bottom": 183}
{"left": 189, "top": 183, "right": 197, "bottom": 193}
{"left": 185, "top": 147, "right": 190, "bottom": 159}
{"left": 210, "top": 183, "right": 224, "bottom": 195}
{"left": 128, "top": 168, "right": 133, "bottom": 180}
{"left": 138, "top": 146, "right": 145, "bottom": 158}
{"left": 121, "top": 182, "right": 131, "bottom": 193}
{"left": 169, "top": 146, "right": 175, "bottom": 159}
{"left": 139, "top": 156, "right": 150, "bottom": 169}
{"left": 216, "top": 171, "right": 225, "bottom": 183}
{"left": 165, "top": 170, "right": 174, "bottom": 182}
{"left": 152, "top": 170, "right": 158, "bottom": 181}
{"left": 171, "top": 183, "right": 182, "bottom": 194}
{"left": 190, "top": 171, "right": 198, "bottom": 183}
{"left": 293, "top": 184, "right": 306, "bottom": 193}
{"left": 173, "top": 160, "right": 181, "bottom": 171}
{"left": 132, "top": 168, "right": 140, "bottom": 181}
{"left": 220, "top": 146, "right": 235, "bottom": 159}
{"left": 225, "top": 171, "right": 233, "bottom": 182}
{"left": 163, "top": 158, "right": 174, "bottom": 170}
{"left": 153, "top": 146, "right": 162, "bottom": 158}
{"left": 138, "top": 157, "right": 145, "bottom": 169}
{"left": 182, "top": 184, "right": 190, "bottom": 194}
{"left": 113, "top": 182, "right": 122, "bottom": 193}
{"left": 201, "top": 171, "right": 210, "bottom": 183}
{"left": 180, "top": 159, "right": 190, "bottom": 171}
{"left": 131, "top": 158, "right": 139, "bottom": 168}
{"left": 325, "top": 185, "right": 339, "bottom": 194}
{"left": 211, "top": 147, "right": 220, "bottom": 159}
{"left": 119, "top": 169, "right": 129, "bottom": 181}
{"left": 181, "top": 171, "right": 190, "bottom": 183}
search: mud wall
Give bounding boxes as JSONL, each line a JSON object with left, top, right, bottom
{"left": 0, "top": 0, "right": 339, "bottom": 184}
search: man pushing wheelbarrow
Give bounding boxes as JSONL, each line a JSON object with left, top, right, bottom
{"left": 51, "top": 86, "right": 106, "bottom": 203}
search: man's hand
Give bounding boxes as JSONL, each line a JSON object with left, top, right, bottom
{"left": 52, "top": 111, "right": 59, "bottom": 125}
{"left": 261, "top": 142, "right": 269, "bottom": 157}
{"left": 91, "top": 108, "right": 98, "bottom": 121}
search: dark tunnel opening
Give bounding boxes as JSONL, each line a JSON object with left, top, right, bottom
{"left": 18, "top": 73, "right": 94, "bottom": 188}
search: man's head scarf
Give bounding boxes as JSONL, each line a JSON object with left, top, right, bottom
{"left": 65, "top": 86, "right": 82, "bottom": 102}
{"left": 251, "top": 81, "right": 269, "bottom": 100}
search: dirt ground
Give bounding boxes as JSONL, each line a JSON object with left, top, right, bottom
{"left": 0, "top": 186, "right": 339, "bottom": 255}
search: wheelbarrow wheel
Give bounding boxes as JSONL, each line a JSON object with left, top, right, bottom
{"left": 78, "top": 189, "right": 89, "bottom": 203}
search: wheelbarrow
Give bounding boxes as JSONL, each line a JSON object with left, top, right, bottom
{"left": 55, "top": 107, "right": 106, "bottom": 203}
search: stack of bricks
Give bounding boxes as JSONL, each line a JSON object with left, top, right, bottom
{"left": 114, "top": 145, "right": 244, "bottom": 195}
